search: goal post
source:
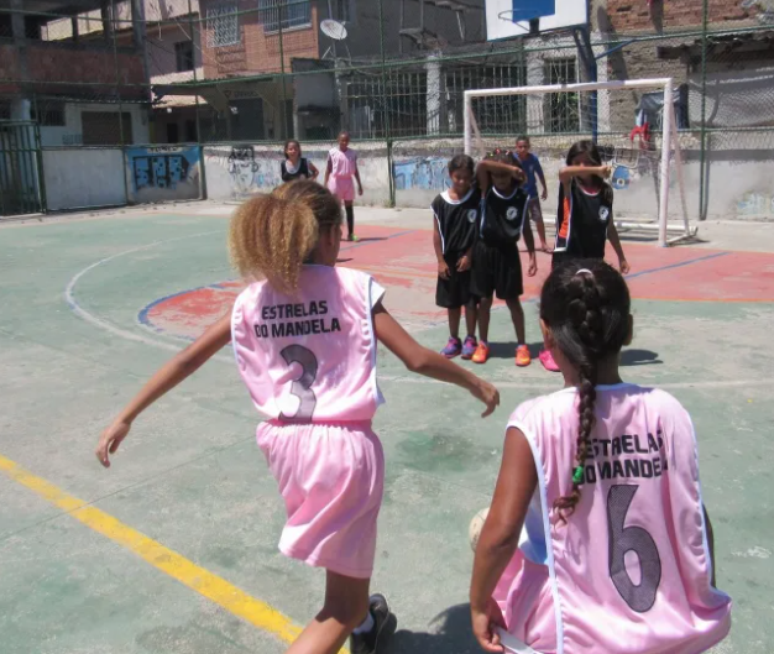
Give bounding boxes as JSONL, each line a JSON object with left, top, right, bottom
{"left": 463, "top": 78, "right": 695, "bottom": 247}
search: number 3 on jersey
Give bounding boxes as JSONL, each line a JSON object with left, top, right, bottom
{"left": 279, "top": 345, "right": 318, "bottom": 421}
{"left": 607, "top": 484, "right": 662, "bottom": 613}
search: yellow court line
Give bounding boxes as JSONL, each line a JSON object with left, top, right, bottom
{"left": 0, "top": 453, "right": 316, "bottom": 649}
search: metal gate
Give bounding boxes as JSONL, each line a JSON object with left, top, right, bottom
{"left": 0, "top": 121, "right": 46, "bottom": 216}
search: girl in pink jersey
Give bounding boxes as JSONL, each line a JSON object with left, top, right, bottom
{"left": 325, "top": 131, "right": 363, "bottom": 242}
{"left": 95, "top": 181, "right": 499, "bottom": 654}
{"left": 469, "top": 260, "right": 731, "bottom": 654}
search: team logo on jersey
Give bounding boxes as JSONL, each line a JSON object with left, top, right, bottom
{"left": 599, "top": 207, "right": 610, "bottom": 222}
{"left": 467, "top": 209, "right": 478, "bottom": 223}
{"left": 506, "top": 206, "right": 519, "bottom": 221}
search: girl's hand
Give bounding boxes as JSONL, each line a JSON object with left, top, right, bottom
{"left": 600, "top": 165, "right": 613, "bottom": 179}
{"left": 541, "top": 187, "right": 548, "bottom": 201}
{"left": 471, "top": 598, "right": 506, "bottom": 653}
{"left": 620, "top": 258, "right": 631, "bottom": 275}
{"left": 528, "top": 255, "right": 538, "bottom": 277}
{"left": 457, "top": 255, "right": 472, "bottom": 272}
{"left": 358, "top": 185, "right": 363, "bottom": 196}
{"left": 438, "top": 260, "right": 451, "bottom": 280}
{"left": 96, "top": 419, "right": 132, "bottom": 468}
{"left": 471, "top": 379, "right": 500, "bottom": 418}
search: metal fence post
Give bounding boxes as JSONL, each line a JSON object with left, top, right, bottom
{"left": 378, "top": 0, "right": 395, "bottom": 207}
{"left": 698, "top": 0, "right": 709, "bottom": 221}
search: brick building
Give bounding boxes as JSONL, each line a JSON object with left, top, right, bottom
{"left": 159, "top": 0, "right": 487, "bottom": 140}
{"left": 0, "top": 0, "right": 150, "bottom": 147}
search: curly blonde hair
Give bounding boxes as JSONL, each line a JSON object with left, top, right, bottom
{"left": 229, "top": 181, "right": 342, "bottom": 292}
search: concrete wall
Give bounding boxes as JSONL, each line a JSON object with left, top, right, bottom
{"left": 203, "top": 141, "right": 391, "bottom": 205}
{"left": 43, "top": 149, "right": 126, "bottom": 211}
{"left": 125, "top": 145, "right": 202, "bottom": 204}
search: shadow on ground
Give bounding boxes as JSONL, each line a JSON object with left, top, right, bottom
{"left": 384, "top": 603, "right": 480, "bottom": 654}
{"left": 620, "top": 349, "right": 662, "bottom": 366}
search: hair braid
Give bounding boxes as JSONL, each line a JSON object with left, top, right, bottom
{"left": 550, "top": 273, "right": 607, "bottom": 522}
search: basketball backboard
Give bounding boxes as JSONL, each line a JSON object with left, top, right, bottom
{"left": 485, "top": 0, "right": 588, "bottom": 41}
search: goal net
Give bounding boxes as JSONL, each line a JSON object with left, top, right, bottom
{"left": 464, "top": 78, "right": 695, "bottom": 247}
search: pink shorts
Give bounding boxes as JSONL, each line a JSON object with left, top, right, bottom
{"left": 257, "top": 420, "right": 384, "bottom": 579}
{"left": 493, "top": 548, "right": 556, "bottom": 652}
{"left": 328, "top": 176, "right": 355, "bottom": 203}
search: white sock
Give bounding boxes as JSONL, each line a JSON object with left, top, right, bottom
{"left": 353, "top": 610, "right": 374, "bottom": 634}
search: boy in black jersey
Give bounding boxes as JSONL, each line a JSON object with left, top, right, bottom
{"left": 470, "top": 151, "right": 538, "bottom": 366}
{"left": 432, "top": 155, "right": 480, "bottom": 359}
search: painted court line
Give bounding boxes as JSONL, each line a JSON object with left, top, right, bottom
{"left": 624, "top": 251, "right": 730, "bottom": 281}
{"left": 0, "top": 453, "right": 311, "bottom": 650}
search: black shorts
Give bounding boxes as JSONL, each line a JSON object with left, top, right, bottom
{"left": 470, "top": 240, "right": 523, "bottom": 301}
{"left": 436, "top": 252, "right": 473, "bottom": 309}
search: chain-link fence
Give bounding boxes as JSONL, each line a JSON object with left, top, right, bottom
{"left": 1, "top": 0, "right": 773, "bottom": 216}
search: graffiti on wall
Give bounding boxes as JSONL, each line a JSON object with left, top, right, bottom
{"left": 227, "top": 146, "right": 284, "bottom": 197}
{"left": 737, "top": 191, "right": 774, "bottom": 218}
{"left": 125, "top": 146, "right": 201, "bottom": 203}
{"left": 208, "top": 146, "right": 325, "bottom": 199}
{"left": 392, "top": 157, "right": 452, "bottom": 192}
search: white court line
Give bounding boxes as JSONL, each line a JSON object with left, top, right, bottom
{"left": 64, "top": 231, "right": 222, "bottom": 353}
{"left": 64, "top": 234, "right": 773, "bottom": 391}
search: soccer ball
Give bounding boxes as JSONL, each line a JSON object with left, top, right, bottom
{"left": 469, "top": 507, "right": 490, "bottom": 552}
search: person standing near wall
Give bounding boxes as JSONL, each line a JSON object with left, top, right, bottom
{"left": 325, "top": 131, "right": 363, "bottom": 242}
{"left": 281, "top": 140, "right": 319, "bottom": 182}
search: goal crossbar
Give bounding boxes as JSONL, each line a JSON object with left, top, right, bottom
{"left": 463, "top": 78, "right": 694, "bottom": 247}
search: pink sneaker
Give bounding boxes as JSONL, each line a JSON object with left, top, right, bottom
{"left": 539, "top": 349, "right": 560, "bottom": 372}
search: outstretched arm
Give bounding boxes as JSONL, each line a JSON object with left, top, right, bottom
{"left": 95, "top": 312, "right": 233, "bottom": 467}
{"left": 470, "top": 426, "right": 538, "bottom": 652}
{"left": 372, "top": 303, "right": 499, "bottom": 416}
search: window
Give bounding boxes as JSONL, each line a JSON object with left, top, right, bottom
{"left": 207, "top": 4, "right": 239, "bottom": 48}
{"left": 258, "top": 0, "right": 312, "bottom": 33}
{"left": 0, "top": 101, "right": 11, "bottom": 121}
{"left": 330, "top": 0, "right": 352, "bottom": 22}
{"left": 545, "top": 58, "right": 579, "bottom": 133}
{"left": 81, "top": 111, "right": 134, "bottom": 145}
{"left": 175, "top": 41, "right": 195, "bottom": 72}
{"left": 33, "top": 101, "right": 66, "bottom": 127}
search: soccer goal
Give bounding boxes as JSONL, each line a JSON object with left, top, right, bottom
{"left": 464, "top": 78, "right": 696, "bottom": 247}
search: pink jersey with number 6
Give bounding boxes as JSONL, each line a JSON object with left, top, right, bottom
{"left": 231, "top": 265, "right": 384, "bottom": 423}
{"left": 497, "top": 383, "right": 731, "bottom": 654}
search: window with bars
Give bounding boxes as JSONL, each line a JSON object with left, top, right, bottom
{"left": 32, "top": 100, "right": 66, "bottom": 126}
{"left": 544, "top": 58, "right": 579, "bottom": 133}
{"left": 175, "top": 41, "right": 195, "bottom": 72}
{"left": 258, "top": 0, "right": 312, "bottom": 33}
{"left": 447, "top": 63, "right": 528, "bottom": 136}
{"left": 207, "top": 4, "right": 239, "bottom": 48}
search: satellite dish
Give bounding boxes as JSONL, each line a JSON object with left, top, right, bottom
{"left": 320, "top": 19, "right": 348, "bottom": 41}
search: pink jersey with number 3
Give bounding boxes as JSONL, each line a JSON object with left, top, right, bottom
{"left": 500, "top": 383, "right": 731, "bottom": 654}
{"left": 231, "top": 265, "right": 384, "bottom": 422}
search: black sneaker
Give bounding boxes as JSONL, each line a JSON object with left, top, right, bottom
{"left": 349, "top": 593, "right": 395, "bottom": 654}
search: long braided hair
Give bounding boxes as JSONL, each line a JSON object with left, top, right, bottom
{"left": 540, "top": 259, "right": 631, "bottom": 522}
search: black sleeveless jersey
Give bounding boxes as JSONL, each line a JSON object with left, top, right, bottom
{"left": 281, "top": 157, "right": 311, "bottom": 182}
{"left": 480, "top": 186, "right": 529, "bottom": 247}
{"left": 431, "top": 187, "right": 482, "bottom": 255}
{"left": 554, "top": 180, "right": 614, "bottom": 259}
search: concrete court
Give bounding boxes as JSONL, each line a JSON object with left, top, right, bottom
{"left": 0, "top": 202, "right": 773, "bottom": 654}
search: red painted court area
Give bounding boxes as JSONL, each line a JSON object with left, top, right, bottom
{"left": 141, "top": 225, "right": 774, "bottom": 339}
